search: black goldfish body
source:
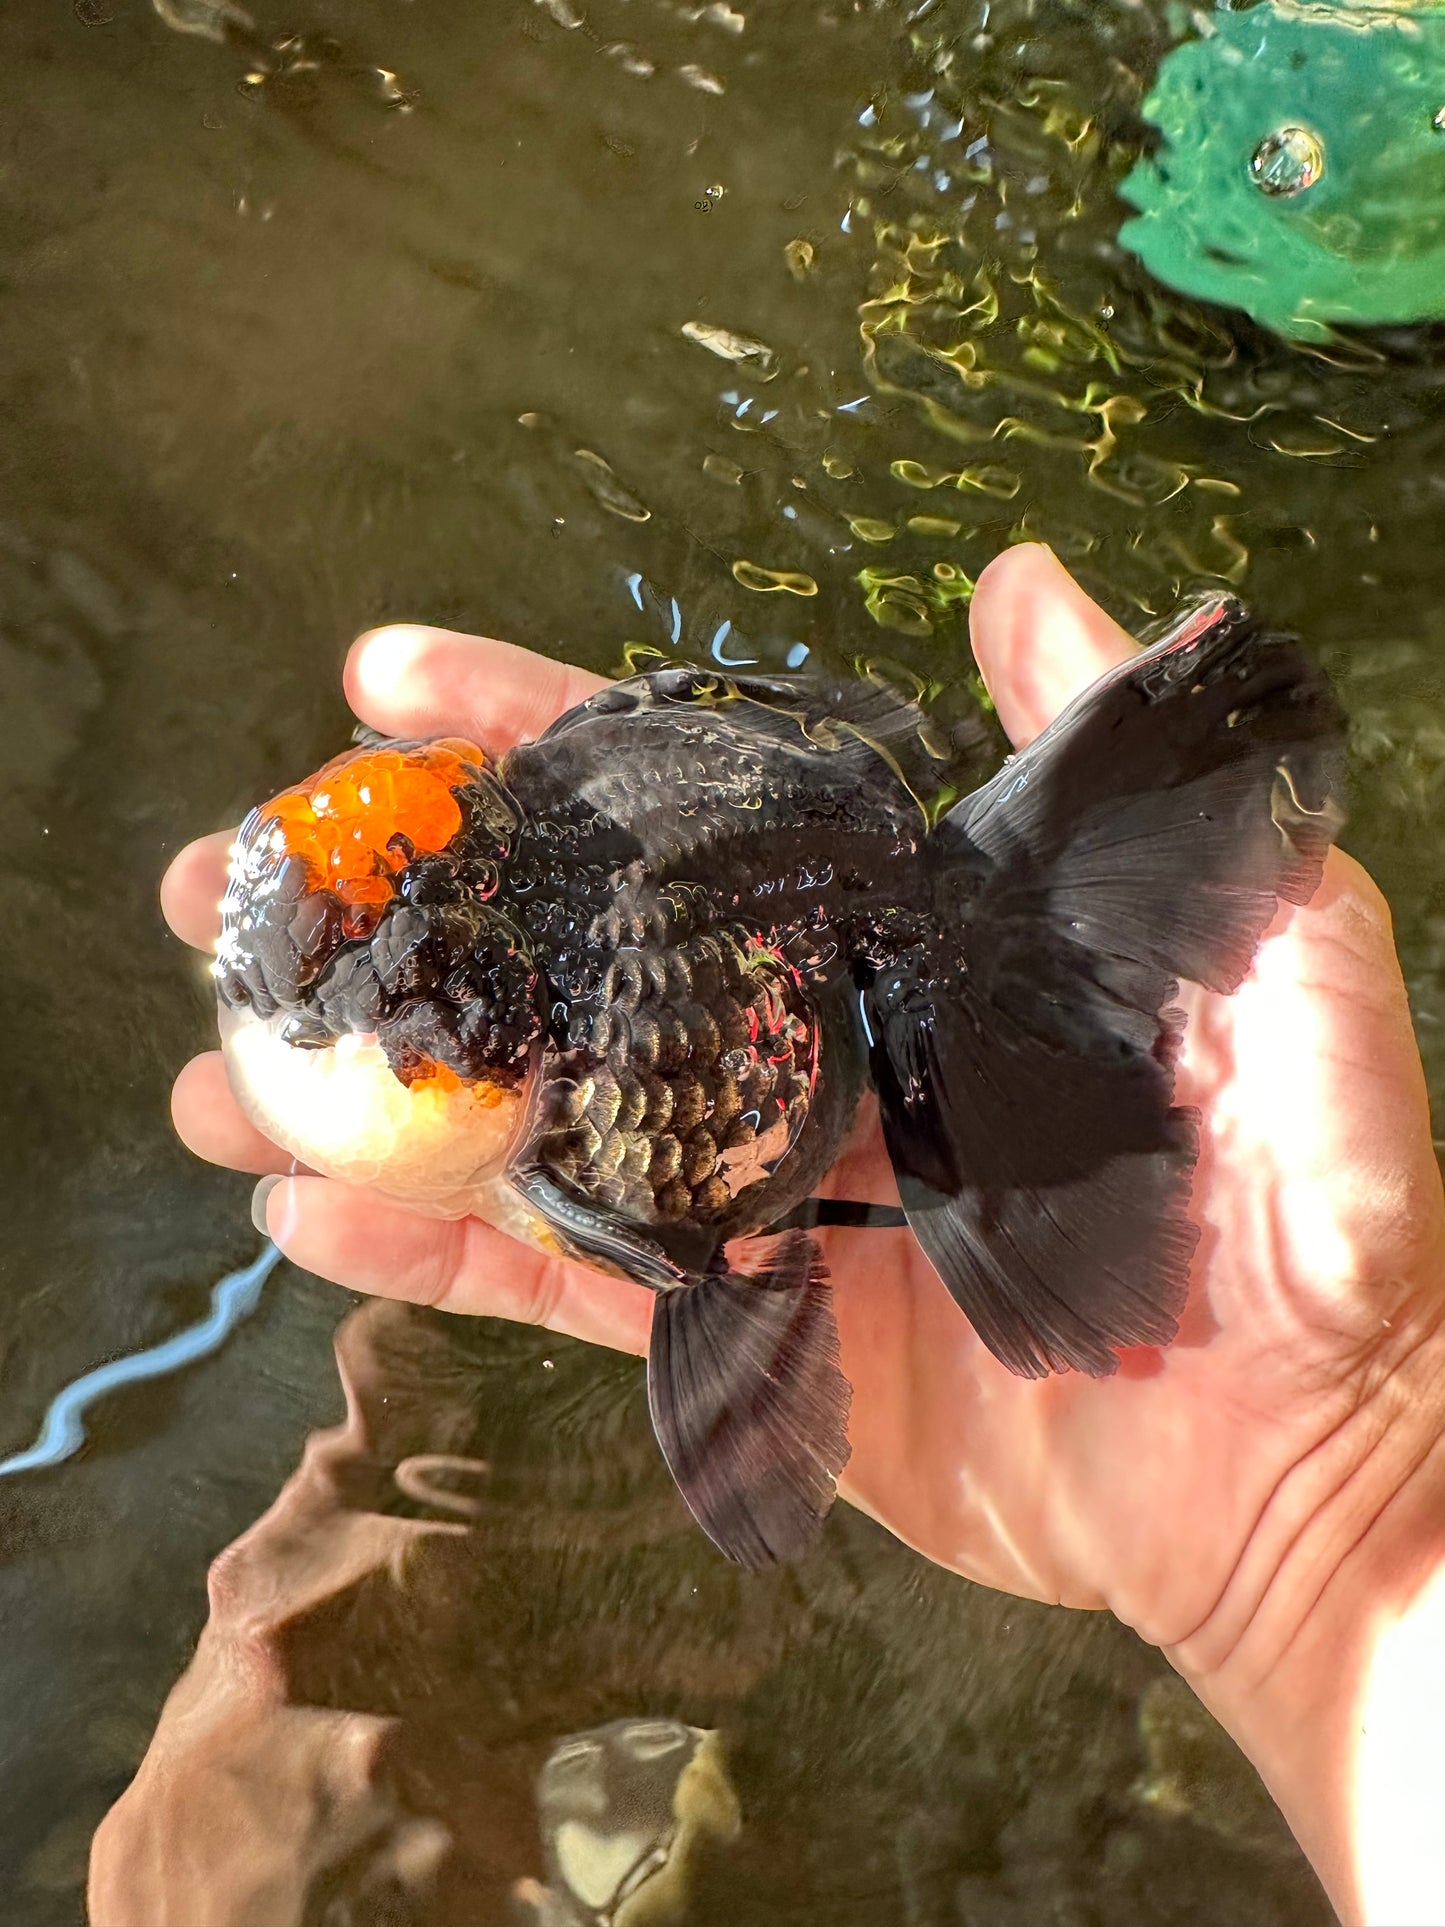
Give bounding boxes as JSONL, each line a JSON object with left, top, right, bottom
{"left": 214, "top": 597, "right": 1346, "bottom": 1567}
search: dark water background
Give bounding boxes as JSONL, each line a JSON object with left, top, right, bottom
{"left": 6, "top": 0, "right": 1444, "bottom": 1917}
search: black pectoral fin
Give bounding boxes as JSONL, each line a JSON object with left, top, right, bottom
{"left": 719, "top": 665, "right": 978, "bottom": 811}
{"left": 647, "top": 1231, "right": 852, "bottom": 1569}
{"left": 511, "top": 1169, "right": 853, "bottom": 1562}
{"left": 867, "top": 957, "right": 1199, "bottom": 1380}
{"left": 510, "top": 1166, "right": 689, "bottom": 1292}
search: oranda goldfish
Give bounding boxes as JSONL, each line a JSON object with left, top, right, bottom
{"left": 213, "top": 599, "right": 1344, "bottom": 1566}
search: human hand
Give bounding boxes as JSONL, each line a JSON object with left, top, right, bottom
{"left": 163, "top": 545, "right": 1445, "bottom": 1918}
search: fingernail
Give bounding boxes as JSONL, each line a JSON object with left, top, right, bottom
{"left": 252, "top": 1175, "right": 283, "bottom": 1238}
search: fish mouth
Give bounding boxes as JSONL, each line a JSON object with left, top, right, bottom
{"left": 220, "top": 1001, "right": 533, "bottom": 1218}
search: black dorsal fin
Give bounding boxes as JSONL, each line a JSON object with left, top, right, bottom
{"left": 522, "top": 663, "right": 960, "bottom": 826}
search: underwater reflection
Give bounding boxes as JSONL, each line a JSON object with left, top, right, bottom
{"left": 80, "top": 1291, "right": 1331, "bottom": 1927}
{"left": 523, "top": 1719, "right": 738, "bottom": 1927}
{"left": 87, "top": 1298, "right": 742, "bottom": 1927}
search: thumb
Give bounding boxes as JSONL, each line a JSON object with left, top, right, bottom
{"left": 968, "top": 545, "right": 1138, "bottom": 749}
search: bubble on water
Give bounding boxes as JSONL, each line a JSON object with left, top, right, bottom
{"left": 680, "top": 320, "right": 778, "bottom": 379}
{"left": 375, "top": 67, "right": 417, "bottom": 112}
{"left": 696, "top": 2, "right": 745, "bottom": 31}
{"left": 785, "top": 237, "right": 816, "bottom": 279}
{"left": 847, "top": 516, "right": 896, "bottom": 544}
{"left": 709, "top": 620, "right": 759, "bottom": 667}
{"left": 573, "top": 448, "right": 651, "bottom": 522}
{"left": 605, "top": 43, "right": 655, "bottom": 77}
{"left": 1248, "top": 125, "right": 1325, "bottom": 196}
{"left": 889, "top": 458, "right": 1022, "bottom": 500}
{"left": 534, "top": 0, "right": 583, "bottom": 27}
{"left": 152, "top": 0, "right": 253, "bottom": 39}
{"left": 731, "top": 560, "right": 818, "bottom": 596}
{"left": 856, "top": 563, "right": 974, "bottom": 636}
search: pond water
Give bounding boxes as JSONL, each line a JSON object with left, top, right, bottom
{"left": 5, "top": 0, "right": 1443, "bottom": 1918}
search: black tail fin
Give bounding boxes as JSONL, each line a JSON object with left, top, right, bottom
{"left": 865, "top": 598, "right": 1346, "bottom": 1378}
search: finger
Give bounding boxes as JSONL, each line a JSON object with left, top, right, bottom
{"left": 1264, "top": 850, "right": 1425, "bottom": 1092}
{"left": 161, "top": 829, "right": 234, "bottom": 952}
{"left": 172, "top": 1052, "right": 294, "bottom": 1176}
{"left": 345, "top": 626, "right": 609, "bottom": 751}
{"left": 260, "top": 1175, "right": 655, "bottom": 1356}
{"left": 969, "top": 544, "right": 1138, "bottom": 748}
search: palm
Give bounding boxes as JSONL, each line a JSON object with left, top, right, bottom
{"left": 164, "top": 547, "right": 1444, "bottom": 1638}
{"left": 819, "top": 851, "right": 1443, "bottom": 1646}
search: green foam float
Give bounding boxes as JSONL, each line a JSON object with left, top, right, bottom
{"left": 1119, "top": 0, "right": 1445, "bottom": 340}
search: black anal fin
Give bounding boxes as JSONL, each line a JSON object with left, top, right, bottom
{"left": 647, "top": 1231, "right": 852, "bottom": 1569}
{"left": 511, "top": 1166, "right": 689, "bottom": 1291}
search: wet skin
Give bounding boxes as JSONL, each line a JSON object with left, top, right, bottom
{"left": 163, "top": 545, "right": 1445, "bottom": 1916}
